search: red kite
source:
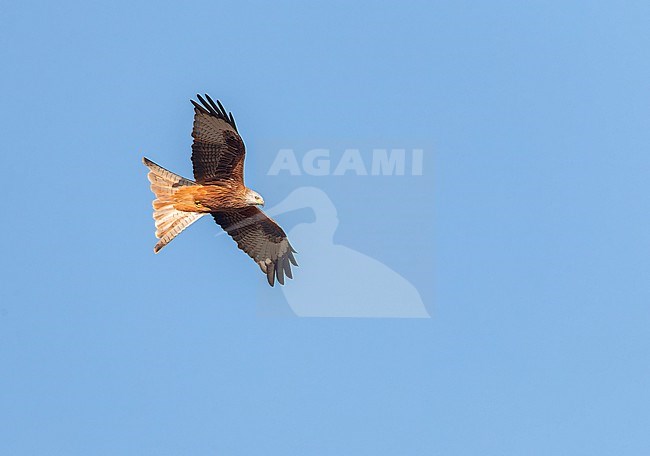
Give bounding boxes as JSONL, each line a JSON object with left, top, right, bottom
{"left": 143, "top": 94, "right": 297, "bottom": 286}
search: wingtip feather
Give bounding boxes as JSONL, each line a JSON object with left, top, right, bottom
{"left": 276, "top": 260, "right": 285, "bottom": 285}
{"left": 266, "top": 262, "right": 275, "bottom": 286}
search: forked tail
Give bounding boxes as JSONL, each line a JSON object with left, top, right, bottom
{"left": 142, "top": 157, "right": 205, "bottom": 253}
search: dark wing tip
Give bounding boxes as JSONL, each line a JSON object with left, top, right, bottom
{"left": 271, "top": 247, "right": 296, "bottom": 286}
{"left": 191, "top": 99, "right": 208, "bottom": 114}
{"left": 288, "top": 249, "right": 298, "bottom": 267}
{"left": 192, "top": 93, "right": 238, "bottom": 132}
{"left": 196, "top": 94, "right": 217, "bottom": 116}
{"left": 266, "top": 262, "right": 276, "bottom": 287}
{"left": 276, "top": 259, "right": 285, "bottom": 285}
{"left": 215, "top": 99, "right": 227, "bottom": 117}
{"left": 228, "top": 112, "right": 237, "bottom": 130}
{"left": 282, "top": 255, "right": 293, "bottom": 279}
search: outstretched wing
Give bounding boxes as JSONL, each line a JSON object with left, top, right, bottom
{"left": 212, "top": 207, "right": 298, "bottom": 286}
{"left": 190, "top": 94, "right": 245, "bottom": 183}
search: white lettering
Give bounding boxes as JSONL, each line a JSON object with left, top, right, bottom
{"left": 267, "top": 149, "right": 301, "bottom": 175}
{"left": 303, "top": 149, "right": 330, "bottom": 176}
{"left": 371, "top": 149, "right": 405, "bottom": 175}
{"left": 333, "top": 149, "right": 367, "bottom": 175}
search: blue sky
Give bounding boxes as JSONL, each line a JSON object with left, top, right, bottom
{"left": 1, "top": 0, "right": 649, "bottom": 454}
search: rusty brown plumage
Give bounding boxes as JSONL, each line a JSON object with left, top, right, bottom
{"left": 143, "top": 95, "right": 297, "bottom": 286}
{"left": 171, "top": 183, "right": 253, "bottom": 212}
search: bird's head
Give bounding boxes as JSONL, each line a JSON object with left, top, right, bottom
{"left": 245, "top": 189, "right": 265, "bottom": 207}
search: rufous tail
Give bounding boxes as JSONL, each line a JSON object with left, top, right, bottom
{"left": 142, "top": 157, "right": 205, "bottom": 253}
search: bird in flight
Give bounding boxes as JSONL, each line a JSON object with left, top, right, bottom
{"left": 142, "top": 94, "right": 297, "bottom": 286}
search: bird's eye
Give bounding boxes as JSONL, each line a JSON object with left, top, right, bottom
{"left": 195, "top": 201, "right": 202, "bottom": 206}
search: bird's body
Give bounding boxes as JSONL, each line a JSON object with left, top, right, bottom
{"left": 169, "top": 181, "right": 258, "bottom": 212}
{"left": 143, "top": 94, "right": 297, "bottom": 286}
